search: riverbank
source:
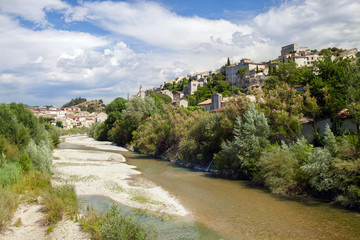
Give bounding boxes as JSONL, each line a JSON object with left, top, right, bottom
{"left": 53, "top": 135, "right": 188, "bottom": 217}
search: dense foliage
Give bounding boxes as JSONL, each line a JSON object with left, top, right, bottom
{"left": 187, "top": 73, "right": 239, "bottom": 106}
{"left": 0, "top": 103, "right": 61, "bottom": 228}
{"left": 62, "top": 97, "right": 87, "bottom": 108}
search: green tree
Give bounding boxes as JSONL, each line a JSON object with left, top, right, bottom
{"left": 109, "top": 97, "right": 156, "bottom": 145}
{"left": 215, "top": 103, "right": 270, "bottom": 179}
{"left": 261, "top": 82, "right": 303, "bottom": 141}
{"left": 179, "top": 112, "right": 233, "bottom": 166}
{"left": 56, "top": 121, "right": 63, "bottom": 128}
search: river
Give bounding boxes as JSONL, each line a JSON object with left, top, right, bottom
{"left": 60, "top": 138, "right": 360, "bottom": 240}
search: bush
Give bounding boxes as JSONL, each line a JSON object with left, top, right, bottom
{"left": 25, "top": 139, "right": 52, "bottom": 173}
{"left": 255, "top": 138, "right": 312, "bottom": 194}
{"left": 80, "top": 204, "right": 157, "bottom": 240}
{"left": 134, "top": 105, "right": 200, "bottom": 157}
{"left": 12, "top": 170, "right": 51, "bottom": 196}
{"left": 256, "top": 144, "right": 299, "bottom": 194}
{"left": 0, "top": 187, "right": 17, "bottom": 229}
{"left": 42, "top": 185, "right": 78, "bottom": 229}
{"left": 17, "top": 153, "right": 32, "bottom": 172}
{"left": 0, "top": 163, "right": 21, "bottom": 187}
{"left": 179, "top": 112, "right": 233, "bottom": 167}
{"left": 215, "top": 103, "right": 270, "bottom": 179}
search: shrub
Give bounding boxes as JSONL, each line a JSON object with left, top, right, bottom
{"left": 17, "top": 153, "right": 32, "bottom": 172}
{"left": 0, "top": 163, "right": 21, "bottom": 187}
{"left": 0, "top": 187, "right": 17, "bottom": 229}
{"left": 80, "top": 204, "right": 157, "bottom": 240}
{"left": 134, "top": 105, "right": 200, "bottom": 158}
{"left": 256, "top": 144, "right": 299, "bottom": 194}
{"left": 302, "top": 147, "right": 338, "bottom": 193}
{"left": 215, "top": 103, "right": 270, "bottom": 179}
{"left": 179, "top": 112, "right": 233, "bottom": 167}
{"left": 42, "top": 185, "right": 78, "bottom": 229}
{"left": 25, "top": 139, "right": 52, "bottom": 173}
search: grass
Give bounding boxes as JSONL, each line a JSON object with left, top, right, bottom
{"left": 42, "top": 184, "right": 78, "bottom": 232}
{"left": 129, "top": 190, "right": 165, "bottom": 207}
{"left": 0, "top": 163, "right": 21, "bottom": 187}
{"left": 104, "top": 180, "right": 124, "bottom": 193}
{"left": 80, "top": 204, "right": 157, "bottom": 240}
{"left": 54, "top": 162, "right": 102, "bottom": 167}
{"left": 0, "top": 187, "right": 18, "bottom": 230}
{"left": 55, "top": 174, "right": 99, "bottom": 183}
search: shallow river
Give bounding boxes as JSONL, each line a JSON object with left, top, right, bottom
{"left": 61, "top": 141, "right": 360, "bottom": 240}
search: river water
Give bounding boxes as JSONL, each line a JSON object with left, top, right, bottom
{"left": 61, "top": 141, "right": 360, "bottom": 240}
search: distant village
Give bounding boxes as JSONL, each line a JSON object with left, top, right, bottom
{"left": 29, "top": 106, "right": 107, "bottom": 130}
{"left": 134, "top": 43, "right": 358, "bottom": 112}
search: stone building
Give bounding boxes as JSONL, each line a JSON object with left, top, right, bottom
{"left": 225, "top": 58, "right": 268, "bottom": 84}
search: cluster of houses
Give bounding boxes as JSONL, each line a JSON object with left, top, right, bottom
{"left": 132, "top": 43, "right": 358, "bottom": 113}
{"left": 29, "top": 106, "right": 107, "bottom": 129}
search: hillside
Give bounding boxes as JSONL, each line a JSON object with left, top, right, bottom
{"left": 75, "top": 100, "right": 105, "bottom": 113}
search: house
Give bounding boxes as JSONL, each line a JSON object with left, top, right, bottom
{"left": 279, "top": 43, "right": 323, "bottom": 68}
{"left": 197, "top": 94, "right": 259, "bottom": 112}
{"left": 171, "top": 99, "right": 188, "bottom": 108}
{"left": 183, "top": 80, "right": 205, "bottom": 96}
{"left": 96, "top": 112, "right": 108, "bottom": 123}
{"left": 160, "top": 90, "right": 174, "bottom": 100}
{"left": 235, "top": 73, "right": 267, "bottom": 90}
{"left": 281, "top": 43, "right": 309, "bottom": 56}
{"left": 173, "top": 91, "right": 184, "bottom": 101}
{"left": 225, "top": 58, "right": 269, "bottom": 84}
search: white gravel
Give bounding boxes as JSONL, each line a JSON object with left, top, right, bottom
{"left": 53, "top": 135, "right": 188, "bottom": 217}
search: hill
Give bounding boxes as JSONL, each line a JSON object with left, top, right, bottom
{"left": 75, "top": 100, "right": 105, "bottom": 113}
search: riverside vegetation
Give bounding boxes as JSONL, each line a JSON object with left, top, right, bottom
{"left": 89, "top": 55, "right": 360, "bottom": 211}
{"left": 0, "top": 103, "right": 155, "bottom": 240}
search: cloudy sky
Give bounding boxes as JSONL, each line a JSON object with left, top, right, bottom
{"left": 0, "top": 0, "right": 359, "bottom": 106}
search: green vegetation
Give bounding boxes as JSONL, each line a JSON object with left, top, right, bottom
{"left": 187, "top": 73, "right": 239, "bottom": 106}
{"left": 62, "top": 97, "right": 87, "bottom": 108}
{"left": 164, "top": 78, "right": 189, "bottom": 93}
{"left": 89, "top": 55, "right": 360, "bottom": 211}
{"left": 80, "top": 204, "right": 157, "bottom": 240}
{"left": 42, "top": 185, "right": 78, "bottom": 232}
{"left": 0, "top": 102, "right": 61, "bottom": 229}
{"left": 0, "top": 187, "right": 17, "bottom": 229}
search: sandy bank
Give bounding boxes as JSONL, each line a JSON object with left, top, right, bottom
{"left": 52, "top": 135, "right": 188, "bottom": 217}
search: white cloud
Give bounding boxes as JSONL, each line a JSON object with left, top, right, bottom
{"left": 0, "top": 73, "right": 16, "bottom": 84}
{"left": 1, "top": 0, "right": 360, "bottom": 105}
{"left": 0, "top": 0, "right": 69, "bottom": 27}
{"left": 65, "top": 1, "right": 253, "bottom": 50}
{"left": 253, "top": 0, "right": 360, "bottom": 49}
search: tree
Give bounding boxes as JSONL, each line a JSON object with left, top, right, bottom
{"left": 268, "top": 61, "right": 273, "bottom": 75}
{"left": 236, "top": 68, "right": 249, "bottom": 82}
{"left": 261, "top": 82, "right": 303, "bottom": 141}
{"left": 56, "top": 121, "right": 63, "bottom": 128}
{"left": 310, "top": 55, "right": 351, "bottom": 124}
{"left": 62, "top": 97, "right": 87, "bottom": 107}
{"left": 109, "top": 97, "right": 156, "bottom": 145}
{"left": 302, "top": 85, "right": 320, "bottom": 135}
{"left": 227, "top": 57, "right": 231, "bottom": 66}
{"left": 215, "top": 103, "right": 270, "bottom": 179}
{"left": 179, "top": 112, "right": 233, "bottom": 166}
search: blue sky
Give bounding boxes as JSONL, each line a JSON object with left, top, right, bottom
{"left": 0, "top": 0, "right": 359, "bottom": 106}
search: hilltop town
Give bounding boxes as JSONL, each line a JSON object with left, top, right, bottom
{"left": 134, "top": 43, "right": 358, "bottom": 112}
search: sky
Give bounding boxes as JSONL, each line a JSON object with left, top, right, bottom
{"left": 0, "top": 0, "right": 359, "bottom": 106}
